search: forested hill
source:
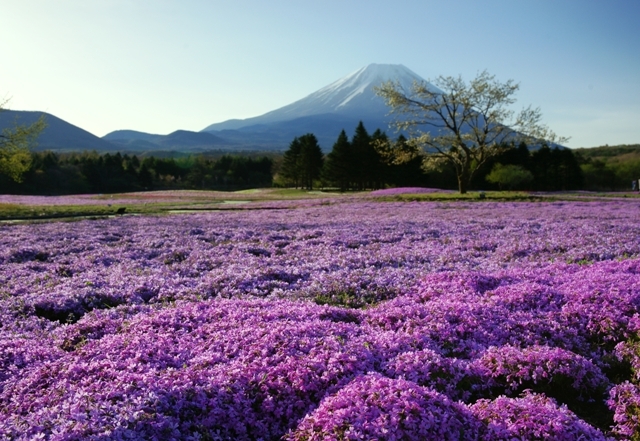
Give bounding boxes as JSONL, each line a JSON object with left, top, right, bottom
{"left": 574, "top": 144, "right": 640, "bottom": 160}
{"left": 573, "top": 144, "right": 640, "bottom": 191}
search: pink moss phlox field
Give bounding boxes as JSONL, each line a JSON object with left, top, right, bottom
{"left": 1, "top": 200, "right": 640, "bottom": 439}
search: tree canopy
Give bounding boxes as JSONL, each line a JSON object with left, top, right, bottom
{"left": 323, "top": 130, "right": 352, "bottom": 192}
{"left": 485, "top": 163, "right": 534, "bottom": 190}
{"left": 375, "top": 71, "right": 567, "bottom": 193}
{"left": 279, "top": 133, "right": 324, "bottom": 189}
{"left": 0, "top": 100, "right": 46, "bottom": 183}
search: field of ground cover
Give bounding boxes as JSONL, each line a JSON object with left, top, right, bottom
{"left": 0, "top": 189, "right": 342, "bottom": 221}
{"left": 2, "top": 195, "right": 640, "bottom": 439}
{"left": 5, "top": 188, "right": 635, "bottom": 222}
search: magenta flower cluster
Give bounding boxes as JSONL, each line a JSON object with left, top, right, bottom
{"left": 471, "top": 392, "right": 608, "bottom": 440}
{"left": 288, "top": 373, "right": 483, "bottom": 440}
{"left": 1, "top": 200, "right": 640, "bottom": 439}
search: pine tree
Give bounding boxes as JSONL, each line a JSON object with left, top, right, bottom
{"left": 298, "top": 133, "right": 324, "bottom": 190}
{"left": 281, "top": 134, "right": 324, "bottom": 189}
{"left": 323, "top": 130, "right": 353, "bottom": 191}
{"left": 551, "top": 147, "right": 583, "bottom": 190}
{"left": 281, "top": 137, "right": 302, "bottom": 188}
{"left": 351, "top": 121, "right": 371, "bottom": 190}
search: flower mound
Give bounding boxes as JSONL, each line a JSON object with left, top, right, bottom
{"left": 470, "top": 392, "right": 611, "bottom": 440}
{"left": 608, "top": 381, "right": 640, "bottom": 438}
{"left": 288, "top": 374, "right": 482, "bottom": 441}
{"left": 473, "top": 345, "right": 610, "bottom": 398}
{"left": 383, "top": 349, "right": 478, "bottom": 401}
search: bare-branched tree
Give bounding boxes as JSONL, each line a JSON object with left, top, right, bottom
{"left": 375, "top": 71, "right": 567, "bottom": 193}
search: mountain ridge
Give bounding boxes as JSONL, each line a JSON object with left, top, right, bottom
{"left": 0, "top": 110, "right": 119, "bottom": 152}
{"left": 5, "top": 64, "right": 436, "bottom": 152}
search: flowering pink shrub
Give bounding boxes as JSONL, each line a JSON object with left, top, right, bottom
{"left": 288, "top": 374, "right": 482, "bottom": 441}
{"left": 472, "top": 345, "right": 611, "bottom": 407}
{"left": 383, "top": 349, "right": 481, "bottom": 401}
{"left": 1, "top": 300, "right": 379, "bottom": 440}
{"left": 608, "top": 381, "right": 640, "bottom": 438}
{"left": 470, "top": 392, "right": 611, "bottom": 440}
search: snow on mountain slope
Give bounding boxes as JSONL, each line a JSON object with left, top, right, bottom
{"left": 202, "top": 64, "right": 437, "bottom": 132}
{"left": 312, "top": 64, "right": 428, "bottom": 109}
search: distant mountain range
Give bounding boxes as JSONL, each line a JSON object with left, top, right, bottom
{"left": 0, "top": 64, "right": 428, "bottom": 153}
{"left": 0, "top": 110, "right": 118, "bottom": 152}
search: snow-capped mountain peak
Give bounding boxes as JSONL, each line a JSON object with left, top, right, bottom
{"left": 314, "top": 63, "right": 425, "bottom": 108}
{"left": 202, "top": 64, "right": 434, "bottom": 132}
{"left": 259, "top": 63, "right": 428, "bottom": 120}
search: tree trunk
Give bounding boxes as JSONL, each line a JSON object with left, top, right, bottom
{"left": 457, "top": 164, "right": 470, "bottom": 194}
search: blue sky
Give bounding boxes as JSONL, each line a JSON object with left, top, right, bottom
{"left": 1, "top": 0, "right": 638, "bottom": 148}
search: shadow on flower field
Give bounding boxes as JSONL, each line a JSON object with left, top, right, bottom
{"left": 1, "top": 197, "right": 640, "bottom": 439}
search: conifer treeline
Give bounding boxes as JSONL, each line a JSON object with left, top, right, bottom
{"left": 278, "top": 122, "right": 425, "bottom": 191}
{"left": 277, "top": 122, "right": 586, "bottom": 192}
{"left": 0, "top": 151, "right": 274, "bottom": 195}
{"left": 0, "top": 122, "right": 623, "bottom": 195}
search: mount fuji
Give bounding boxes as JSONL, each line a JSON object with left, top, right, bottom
{"left": 198, "top": 63, "right": 429, "bottom": 150}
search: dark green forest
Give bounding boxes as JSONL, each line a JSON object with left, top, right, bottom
{"left": 0, "top": 151, "right": 274, "bottom": 195}
{"left": 277, "top": 122, "right": 588, "bottom": 192}
{"left": 0, "top": 124, "right": 638, "bottom": 195}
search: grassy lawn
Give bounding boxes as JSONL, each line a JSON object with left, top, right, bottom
{"left": 371, "top": 191, "right": 544, "bottom": 202}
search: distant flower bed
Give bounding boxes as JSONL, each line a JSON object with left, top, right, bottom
{"left": 1, "top": 200, "right": 639, "bottom": 439}
{"left": 0, "top": 194, "right": 121, "bottom": 206}
{"left": 370, "top": 187, "right": 449, "bottom": 196}
{"left": 0, "top": 190, "right": 338, "bottom": 209}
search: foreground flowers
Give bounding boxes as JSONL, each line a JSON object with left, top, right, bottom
{"left": 1, "top": 200, "right": 639, "bottom": 439}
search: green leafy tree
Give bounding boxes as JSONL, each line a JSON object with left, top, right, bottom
{"left": 0, "top": 100, "right": 46, "bottom": 183}
{"left": 368, "top": 129, "right": 388, "bottom": 189}
{"left": 485, "top": 163, "right": 534, "bottom": 190}
{"left": 375, "top": 71, "right": 567, "bottom": 193}
{"left": 373, "top": 133, "right": 425, "bottom": 186}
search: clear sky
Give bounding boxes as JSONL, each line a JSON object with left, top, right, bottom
{"left": 1, "top": 0, "right": 639, "bottom": 148}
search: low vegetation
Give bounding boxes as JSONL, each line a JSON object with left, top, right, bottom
{"left": 1, "top": 199, "right": 640, "bottom": 438}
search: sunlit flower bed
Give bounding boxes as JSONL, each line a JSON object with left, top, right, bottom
{"left": 1, "top": 200, "right": 640, "bottom": 439}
